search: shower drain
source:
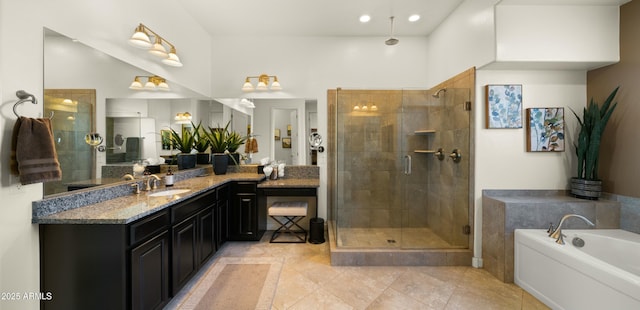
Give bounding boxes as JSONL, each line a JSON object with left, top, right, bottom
{"left": 387, "top": 239, "right": 396, "bottom": 243}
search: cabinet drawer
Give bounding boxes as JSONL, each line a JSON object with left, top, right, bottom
{"left": 172, "top": 190, "right": 216, "bottom": 223}
{"left": 129, "top": 210, "right": 170, "bottom": 245}
{"left": 234, "top": 182, "right": 256, "bottom": 193}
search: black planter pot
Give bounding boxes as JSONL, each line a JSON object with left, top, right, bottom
{"left": 176, "top": 153, "right": 197, "bottom": 170}
{"left": 570, "top": 178, "right": 602, "bottom": 200}
{"left": 196, "top": 153, "right": 210, "bottom": 165}
{"left": 228, "top": 153, "right": 240, "bottom": 166}
{"left": 212, "top": 154, "right": 228, "bottom": 175}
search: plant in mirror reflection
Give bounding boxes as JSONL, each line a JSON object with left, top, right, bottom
{"left": 206, "top": 120, "right": 230, "bottom": 154}
{"left": 192, "top": 121, "right": 210, "bottom": 153}
{"left": 170, "top": 126, "right": 195, "bottom": 154}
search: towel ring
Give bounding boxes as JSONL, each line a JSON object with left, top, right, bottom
{"left": 13, "top": 90, "right": 54, "bottom": 119}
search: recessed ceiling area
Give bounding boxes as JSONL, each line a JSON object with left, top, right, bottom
{"left": 178, "top": 0, "right": 464, "bottom": 37}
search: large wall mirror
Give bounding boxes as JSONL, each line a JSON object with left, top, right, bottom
{"left": 43, "top": 28, "right": 318, "bottom": 197}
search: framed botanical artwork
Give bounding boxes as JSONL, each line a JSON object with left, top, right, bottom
{"left": 526, "top": 108, "right": 565, "bottom": 152}
{"left": 282, "top": 137, "right": 291, "bottom": 148}
{"left": 160, "top": 129, "right": 171, "bottom": 150}
{"left": 287, "top": 124, "right": 292, "bottom": 136}
{"left": 274, "top": 129, "right": 280, "bottom": 140}
{"left": 485, "top": 84, "right": 523, "bottom": 129}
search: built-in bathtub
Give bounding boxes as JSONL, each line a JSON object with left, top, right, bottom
{"left": 515, "top": 229, "right": 640, "bottom": 310}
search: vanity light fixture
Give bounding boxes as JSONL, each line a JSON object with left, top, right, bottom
{"left": 129, "top": 75, "right": 170, "bottom": 91}
{"left": 128, "top": 23, "right": 183, "bottom": 67}
{"left": 174, "top": 112, "right": 192, "bottom": 123}
{"left": 240, "top": 98, "right": 256, "bottom": 108}
{"left": 242, "top": 74, "right": 282, "bottom": 92}
{"left": 353, "top": 102, "right": 377, "bottom": 112}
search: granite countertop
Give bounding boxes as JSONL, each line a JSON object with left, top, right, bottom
{"left": 258, "top": 178, "right": 320, "bottom": 188}
{"left": 34, "top": 172, "right": 264, "bottom": 225}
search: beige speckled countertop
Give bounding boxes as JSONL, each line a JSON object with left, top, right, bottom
{"left": 34, "top": 173, "right": 264, "bottom": 225}
{"left": 34, "top": 171, "right": 320, "bottom": 225}
{"left": 258, "top": 178, "right": 320, "bottom": 188}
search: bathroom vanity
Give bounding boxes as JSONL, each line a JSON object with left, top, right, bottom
{"left": 33, "top": 165, "right": 320, "bottom": 310}
{"left": 34, "top": 170, "right": 263, "bottom": 310}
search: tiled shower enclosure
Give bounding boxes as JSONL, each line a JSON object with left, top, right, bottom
{"left": 330, "top": 88, "right": 471, "bottom": 249}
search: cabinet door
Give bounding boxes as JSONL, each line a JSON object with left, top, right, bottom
{"left": 230, "top": 193, "right": 257, "bottom": 240}
{"left": 198, "top": 206, "right": 215, "bottom": 265}
{"left": 131, "top": 231, "right": 170, "bottom": 310}
{"left": 216, "top": 197, "right": 229, "bottom": 248}
{"left": 172, "top": 216, "right": 198, "bottom": 295}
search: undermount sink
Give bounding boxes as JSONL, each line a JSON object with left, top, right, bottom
{"left": 148, "top": 189, "right": 191, "bottom": 197}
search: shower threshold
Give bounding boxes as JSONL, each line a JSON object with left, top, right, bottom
{"left": 328, "top": 221, "right": 472, "bottom": 266}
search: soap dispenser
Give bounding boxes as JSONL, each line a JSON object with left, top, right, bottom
{"left": 165, "top": 167, "right": 174, "bottom": 187}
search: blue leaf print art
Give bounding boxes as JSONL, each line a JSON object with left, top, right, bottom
{"left": 526, "top": 107, "right": 565, "bottom": 152}
{"left": 486, "top": 85, "right": 522, "bottom": 128}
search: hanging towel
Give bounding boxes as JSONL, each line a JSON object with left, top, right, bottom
{"left": 245, "top": 137, "right": 259, "bottom": 153}
{"left": 10, "top": 117, "right": 62, "bottom": 185}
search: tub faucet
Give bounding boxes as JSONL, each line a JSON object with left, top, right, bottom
{"left": 549, "top": 214, "right": 595, "bottom": 245}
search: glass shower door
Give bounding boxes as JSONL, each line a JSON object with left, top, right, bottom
{"left": 400, "top": 88, "right": 470, "bottom": 249}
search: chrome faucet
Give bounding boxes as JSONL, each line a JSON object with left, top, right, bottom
{"left": 549, "top": 214, "right": 595, "bottom": 245}
{"left": 122, "top": 173, "right": 135, "bottom": 180}
{"left": 144, "top": 174, "right": 161, "bottom": 191}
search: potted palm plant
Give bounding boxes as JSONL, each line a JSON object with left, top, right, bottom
{"left": 226, "top": 130, "right": 247, "bottom": 166}
{"left": 570, "top": 86, "right": 619, "bottom": 200}
{"left": 206, "top": 121, "right": 230, "bottom": 175}
{"left": 170, "top": 126, "right": 196, "bottom": 170}
{"left": 192, "top": 121, "right": 210, "bottom": 165}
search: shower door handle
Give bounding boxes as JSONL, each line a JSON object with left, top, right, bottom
{"left": 404, "top": 155, "right": 412, "bottom": 175}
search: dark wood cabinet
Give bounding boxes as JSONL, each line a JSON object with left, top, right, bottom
{"left": 215, "top": 184, "right": 230, "bottom": 249}
{"left": 171, "top": 215, "right": 198, "bottom": 294}
{"left": 170, "top": 190, "right": 217, "bottom": 295}
{"left": 40, "top": 184, "right": 229, "bottom": 310}
{"left": 131, "top": 231, "right": 170, "bottom": 310}
{"left": 229, "top": 181, "right": 264, "bottom": 241}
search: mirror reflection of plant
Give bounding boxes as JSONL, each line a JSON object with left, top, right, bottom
{"left": 192, "top": 121, "right": 210, "bottom": 153}
{"left": 227, "top": 131, "right": 247, "bottom": 153}
{"left": 206, "top": 121, "right": 230, "bottom": 154}
{"left": 170, "top": 126, "right": 195, "bottom": 154}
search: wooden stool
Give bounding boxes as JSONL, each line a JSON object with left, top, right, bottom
{"left": 268, "top": 201, "right": 308, "bottom": 243}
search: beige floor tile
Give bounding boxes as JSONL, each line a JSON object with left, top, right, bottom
{"left": 288, "top": 287, "right": 354, "bottom": 310}
{"left": 174, "top": 232, "right": 549, "bottom": 310}
{"left": 367, "top": 288, "right": 430, "bottom": 310}
{"left": 389, "top": 267, "right": 457, "bottom": 309}
{"left": 323, "top": 269, "right": 391, "bottom": 309}
{"left": 522, "top": 291, "right": 551, "bottom": 310}
{"left": 272, "top": 267, "right": 320, "bottom": 310}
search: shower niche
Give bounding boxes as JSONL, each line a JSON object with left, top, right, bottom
{"left": 413, "top": 129, "right": 436, "bottom": 154}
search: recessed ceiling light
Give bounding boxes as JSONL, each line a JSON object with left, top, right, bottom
{"left": 408, "top": 14, "right": 421, "bottom": 22}
{"left": 359, "top": 15, "right": 371, "bottom": 23}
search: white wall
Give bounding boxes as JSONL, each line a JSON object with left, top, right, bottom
{"left": 495, "top": 4, "right": 620, "bottom": 65}
{"left": 0, "top": 1, "right": 211, "bottom": 308}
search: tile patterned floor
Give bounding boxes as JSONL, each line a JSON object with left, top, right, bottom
{"left": 171, "top": 232, "right": 550, "bottom": 310}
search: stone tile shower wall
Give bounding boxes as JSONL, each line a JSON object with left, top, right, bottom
{"left": 425, "top": 88, "right": 471, "bottom": 247}
{"left": 335, "top": 90, "right": 408, "bottom": 229}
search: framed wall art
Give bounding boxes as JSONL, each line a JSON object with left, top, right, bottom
{"left": 282, "top": 137, "right": 291, "bottom": 148}
{"left": 274, "top": 129, "right": 281, "bottom": 140}
{"left": 526, "top": 107, "right": 565, "bottom": 152}
{"left": 485, "top": 84, "right": 523, "bottom": 129}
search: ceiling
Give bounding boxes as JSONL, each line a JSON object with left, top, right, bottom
{"left": 178, "top": 0, "right": 464, "bottom": 37}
